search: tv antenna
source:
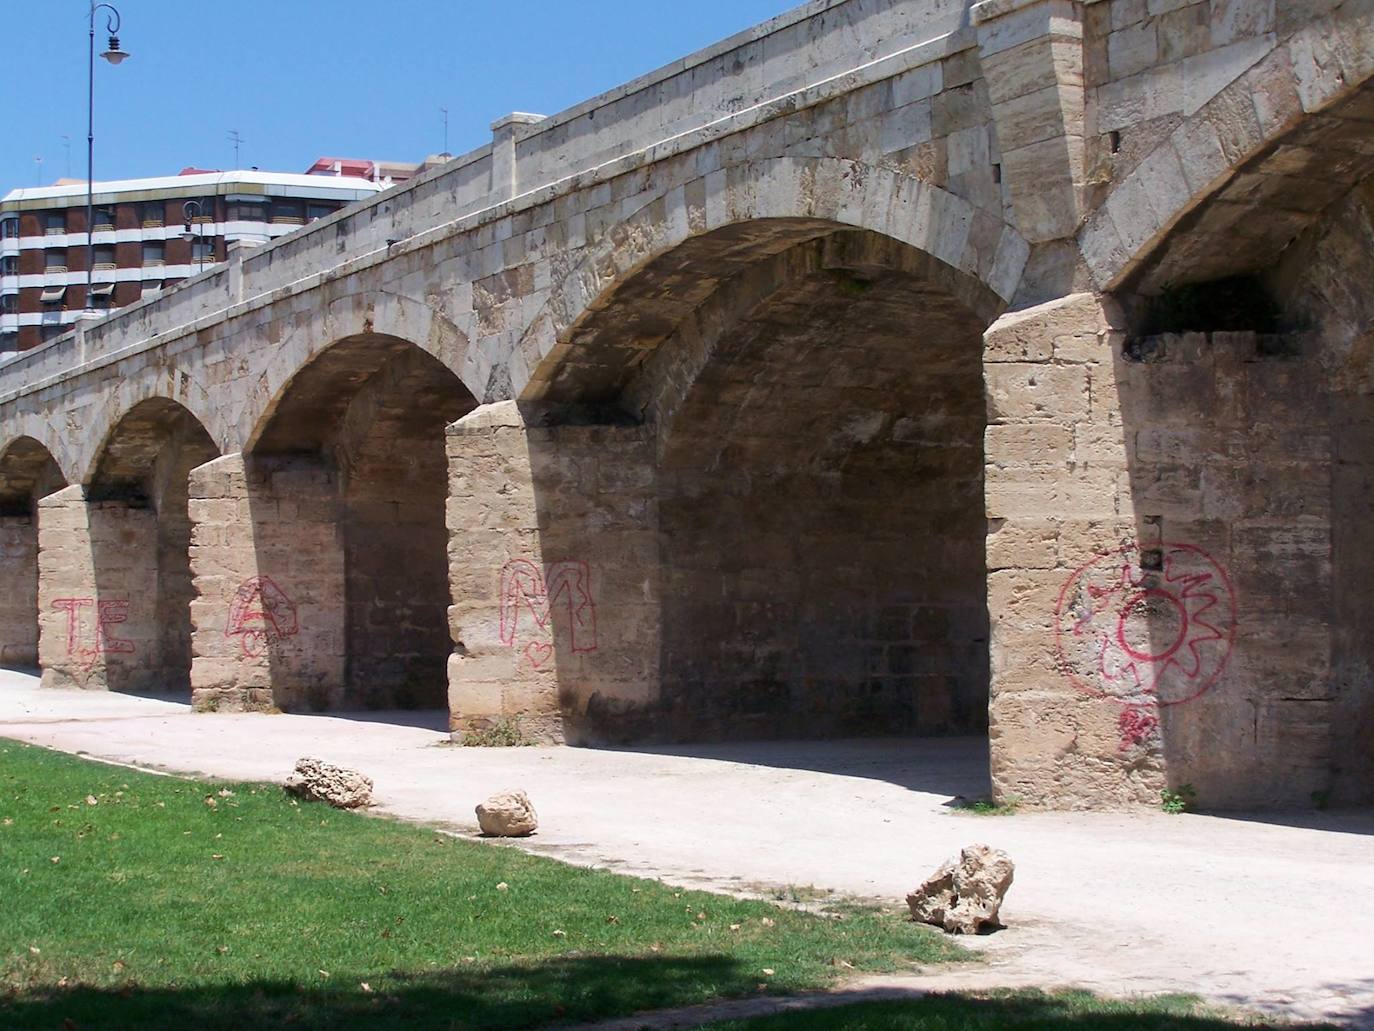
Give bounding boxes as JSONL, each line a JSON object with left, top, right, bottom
{"left": 227, "top": 129, "right": 243, "bottom": 169}
{"left": 62, "top": 135, "right": 72, "bottom": 178}
{"left": 440, "top": 107, "right": 450, "bottom": 158}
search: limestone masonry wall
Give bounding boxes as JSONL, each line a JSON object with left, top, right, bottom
{"left": 446, "top": 402, "right": 660, "bottom": 743}
{"left": 189, "top": 456, "right": 346, "bottom": 712}
{"left": 37, "top": 487, "right": 160, "bottom": 694}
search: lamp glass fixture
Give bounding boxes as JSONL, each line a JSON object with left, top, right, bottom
{"left": 100, "top": 35, "right": 130, "bottom": 64}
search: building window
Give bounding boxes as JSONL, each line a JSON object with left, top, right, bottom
{"left": 45, "top": 249, "right": 68, "bottom": 272}
{"left": 0, "top": 293, "right": 16, "bottom": 315}
{"left": 0, "top": 217, "right": 18, "bottom": 239}
{"left": 142, "top": 241, "right": 165, "bottom": 267}
{"left": 228, "top": 199, "right": 267, "bottom": 222}
{"left": 41, "top": 324, "right": 66, "bottom": 343}
{"left": 44, "top": 212, "right": 67, "bottom": 235}
{"left": 0, "top": 330, "right": 18, "bottom": 353}
{"left": 140, "top": 201, "right": 164, "bottom": 227}
{"left": 270, "top": 201, "right": 304, "bottom": 225}
{"left": 306, "top": 202, "right": 336, "bottom": 222}
{"left": 189, "top": 198, "right": 216, "bottom": 223}
{"left": 0, "top": 256, "right": 17, "bottom": 276}
{"left": 191, "top": 239, "right": 216, "bottom": 263}
{"left": 89, "top": 281, "right": 116, "bottom": 308}
{"left": 93, "top": 206, "right": 116, "bottom": 231}
{"left": 93, "top": 244, "right": 116, "bottom": 269}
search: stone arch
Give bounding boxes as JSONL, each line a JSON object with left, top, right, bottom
{"left": 234, "top": 290, "right": 475, "bottom": 451}
{"left": 40, "top": 397, "right": 220, "bottom": 695}
{"left": 0, "top": 436, "right": 67, "bottom": 668}
{"left": 228, "top": 331, "right": 478, "bottom": 712}
{"left": 482, "top": 189, "right": 1002, "bottom": 745}
{"left": 1068, "top": 9, "right": 1374, "bottom": 807}
{"left": 1080, "top": 8, "right": 1374, "bottom": 294}
{"left": 516, "top": 157, "right": 1027, "bottom": 399}
{"left": 0, "top": 436, "right": 67, "bottom": 517}
{"left": 75, "top": 366, "right": 222, "bottom": 487}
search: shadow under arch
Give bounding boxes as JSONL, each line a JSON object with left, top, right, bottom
{"left": 41, "top": 398, "right": 220, "bottom": 695}
{"left": 0, "top": 437, "right": 68, "bottom": 668}
{"left": 515, "top": 156, "right": 1026, "bottom": 401}
{"left": 468, "top": 217, "right": 1001, "bottom": 755}
{"left": 239, "top": 332, "right": 477, "bottom": 712}
{"left": 1081, "top": 29, "right": 1374, "bottom": 295}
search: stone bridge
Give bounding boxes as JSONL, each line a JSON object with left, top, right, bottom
{"left": 1, "top": 0, "right": 1371, "bottom": 809}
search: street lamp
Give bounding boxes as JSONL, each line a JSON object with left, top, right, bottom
{"left": 182, "top": 201, "right": 206, "bottom": 273}
{"left": 85, "top": 3, "right": 129, "bottom": 316}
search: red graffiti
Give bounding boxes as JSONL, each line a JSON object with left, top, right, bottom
{"left": 226, "top": 576, "right": 298, "bottom": 657}
{"left": 499, "top": 559, "right": 598, "bottom": 668}
{"left": 1117, "top": 705, "right": 1160, "bottom": 751}
{"left": 51, "top": 597, "right": 134, "bottom": 668}
{"left": 1054, "top": 542, "right": 1237, "bottom": 708}
{"left": 524, "top": 641, "right": 554, "bottom": 669}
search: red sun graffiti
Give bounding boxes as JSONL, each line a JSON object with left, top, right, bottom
{"left": 1054, "top": 542, "right": 1237, "bottom": 708}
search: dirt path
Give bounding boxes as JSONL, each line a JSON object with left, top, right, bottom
{"left": 2, "top": 672, "right": 1370, "bottom": 1028}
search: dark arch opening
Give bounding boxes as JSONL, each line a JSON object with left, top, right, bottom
{"left": 534, "top": 226, "right": 995, "bottom": 749}
{"left": 0, "top": 438, "right": 66, "bottom": 668}
{"left": 249, "top": 334, "right": 477, "bottom": 711}
{"left": 87, "top": 399, "right": 220, "bottom": 694}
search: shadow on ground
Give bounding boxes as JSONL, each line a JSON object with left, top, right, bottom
{"left": 308, "top": 708, "right": 451, "bottom": 732}
{"left": 4, "top": 957, "right": 1341, "bottom": 1031}
{"left": 8, "top": 955, "right": 737, "bottom": 1031}
{"left": 605, "top": 736, "right": 991, "bottom": 800}
{"left": 685, "top": 989, "right": 1352, "bottom": 1030}
{"left": 1204, "top": 807, "right": 1374, "bottom": 838}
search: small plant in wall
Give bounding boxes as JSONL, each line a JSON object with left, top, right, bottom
{"left": 459, "top": 716, "right": 532, "bottom": 748}
{"left": 1160, "top": 784, "right": 1197, "bottom": 814}
{"left": 950, "top": 795, "right": 1020, "bottom": 816}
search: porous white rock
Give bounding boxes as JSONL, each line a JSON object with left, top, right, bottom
{"left": 283, "top": 757, "right": 374, "bottom": 809}
{"left": 907, "top": 844, "right": 1014, "bottom": 934}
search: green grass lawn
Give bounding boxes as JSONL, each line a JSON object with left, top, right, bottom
{"left": 0, "top": 740, "right": 964, "bottom": 1029}
{"left": 702, "top": 992, "right": 1315, "bottom": 1029}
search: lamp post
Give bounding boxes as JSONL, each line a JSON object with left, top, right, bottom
{"left": 182, "top": 201, "right": 206, "bottom": 273}
{"left": 85, "top": 3, "right": 129, "bottom": 316}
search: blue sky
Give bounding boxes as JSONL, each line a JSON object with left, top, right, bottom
{"left": 4, "top": 0, "right": 797, "bottom": 194}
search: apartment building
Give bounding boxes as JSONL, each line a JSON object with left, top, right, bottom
{"left": 0, "top": 166, "right": 388, "bottom": 353}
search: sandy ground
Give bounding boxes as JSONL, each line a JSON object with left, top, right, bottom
{"left": 2, "top": 670, "right": 1371, "bottom": 1028}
